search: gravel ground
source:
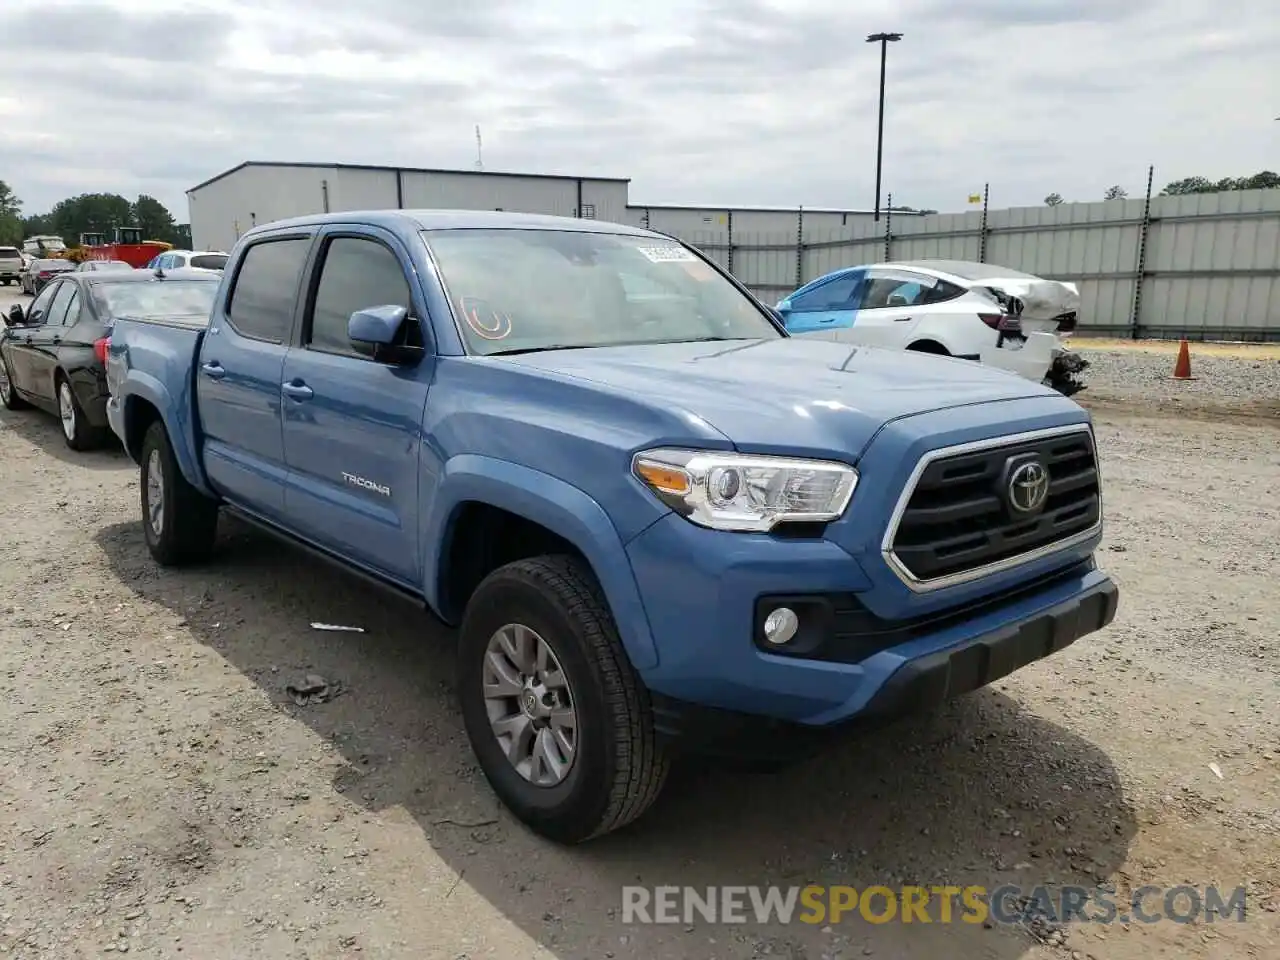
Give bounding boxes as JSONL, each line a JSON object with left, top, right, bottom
{"left": 1, "top": 285, "right": 1278, "bottom": 959}
{"left": 1073, "top": 342, "right": 1280, "bottom": 421}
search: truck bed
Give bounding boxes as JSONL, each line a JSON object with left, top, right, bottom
{"left": 104, "top": 315, "right": 208, "bottom": 482}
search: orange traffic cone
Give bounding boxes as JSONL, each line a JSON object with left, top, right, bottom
{"left": 1171, "top": 339, "right": 1195, "bottom": 380}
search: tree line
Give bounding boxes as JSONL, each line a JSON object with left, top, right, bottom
{"left": 0, "top": 179, "right": 191, "bottom": 250}
{"left": 1045, "top": 170, "right": 1279, "bottom": 206}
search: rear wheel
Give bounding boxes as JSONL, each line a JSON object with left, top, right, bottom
{"left": 56, "top": 375, "right": 106, "bottom": 451}
{"left": 139, "top": 420, "right": 219, "bottom": 566}
{"left": 458, "top": 555, "right": 668, "bottom": 843}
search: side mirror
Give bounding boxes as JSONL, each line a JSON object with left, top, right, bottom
{"left": 348, "top": 305, "right": 423, "bottom": 365}
{"left": 6, "top": 304, "right": 23, "bottom": 326}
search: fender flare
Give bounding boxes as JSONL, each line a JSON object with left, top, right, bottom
{"left": 121, "top": 372, "right": 214, "bottom": 498}
{"left": 422, "top": 454, "right": 660, "bottom": 671}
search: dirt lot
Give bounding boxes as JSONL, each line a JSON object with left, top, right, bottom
{"left": 1, "top": 285, "right": 1278, "bottom": 959}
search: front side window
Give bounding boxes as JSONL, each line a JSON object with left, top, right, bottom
{"left": 226, "top": 237, "right": 311, "bottom": 342}
{"left": 307, "top": 237, "right": 412, "bottom": 357}
{"left": 423, "top": 228, "right": 780, "bottom": 356}
{"left": 27, "top": 280, "right": 60, "bottom": 322}
{"left": 789, "top": 272, "right": 863, "bottom": 312}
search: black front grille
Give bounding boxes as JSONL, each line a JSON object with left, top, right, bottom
{"left": 1054, "top": 311, "right": 1078, "bottom": 334}
{"left": 890, "top": 430, "right": 1100, "bottom": 582}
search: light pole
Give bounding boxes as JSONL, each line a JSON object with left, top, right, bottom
{"left": 866, "top": 31, "right": 902, "bottom": 222}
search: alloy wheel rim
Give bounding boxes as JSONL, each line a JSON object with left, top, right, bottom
{"left": 59, "top": 383, "right": 76, "bottom": 440}
{"left": 0, "top": 363, "right": 10, "bottom": 402}
{"left": 146, "top": 449, "right": 165, "bottom": 537}
{"left": 482, "top": 623, "right": 578, "bottom": 786}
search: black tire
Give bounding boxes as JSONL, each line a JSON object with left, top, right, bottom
{"left": 139, "top": 420, "right": 219, "bottom": 566}
{"left": 0, "top": 354, "right": 28, "bottom": 410}
{"left": 458, "top": 555, "right": 668, "bottom": 843}
{"left": 55, "top": 374, "right": 106, "bottom": 451}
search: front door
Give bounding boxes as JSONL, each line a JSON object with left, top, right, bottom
{"left": 196, "top": 233, "right": 313, "bottom": 521}
{"left": 5, "top": 280, "right": 60, "bottom": 395}
{"left": 280, "top": 227, "right": 433, "bottom": 586}
{"left": 779, "top": 269, "right": 866, "bottom": 334}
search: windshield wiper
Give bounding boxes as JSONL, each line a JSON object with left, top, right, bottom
{"left": 487, "top": 336, "right": 751, "bottom": 357}
{"left": 486, "top": 343, "right": 599, "bottom": 356}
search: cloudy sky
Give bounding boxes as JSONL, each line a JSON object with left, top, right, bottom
{"left": 1, "top": 0, "right": 1276, "bottom": 221}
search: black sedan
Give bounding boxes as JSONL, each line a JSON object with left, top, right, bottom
{"left": 0, "top": 268, "right": 220, "bottom": 450}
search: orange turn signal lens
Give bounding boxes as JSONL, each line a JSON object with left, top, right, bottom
{"left": 634, "top": 460, "right": 691, "bottom": 496}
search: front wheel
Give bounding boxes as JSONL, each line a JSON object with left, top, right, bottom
{"left": 457, "top": 555, "right": 669, "bottom": 843}
{"left": 139, "top": 420, "right": 219, "bottom": 566}
{"left": 0, "top": 355, "right": 28, "bottom": 410}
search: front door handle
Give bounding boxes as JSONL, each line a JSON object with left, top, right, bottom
{"left": 282, "top": 380, "right": 314, "bottom": 400}
{"left": 200, "top": 361, "right": 226, "bottom": 380}
{"left": 892, "top": 316, "right": 913, "bottom": 322}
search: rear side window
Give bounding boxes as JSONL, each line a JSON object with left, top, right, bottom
{"left": 306, "top": 237, "right": 411, "bottom": 357}
{"left": 226, "top": 238, "right": 311, "bottom": 342}
{"left": 46, "top": 282, "right": 77, "bottom": 326}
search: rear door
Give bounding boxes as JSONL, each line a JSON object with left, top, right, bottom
{"left": 831, "top": 268, "right": 938, "bottom": 348}
{"left": 777, "top": 270, "right": 866, "bottom": 333}
{"left": 197, "top": 231, "right": 314, "bottom": 522}
{"left": 279, "top": 226, "right": 433, "bottom": 584}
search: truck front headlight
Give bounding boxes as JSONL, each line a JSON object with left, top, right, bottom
{"left": 632, "top": 448, "right": 857, "bottom": 533}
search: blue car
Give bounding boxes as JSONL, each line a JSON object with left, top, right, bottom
{"left": 104, "top": 211, "right": 1118, "bottom": 843}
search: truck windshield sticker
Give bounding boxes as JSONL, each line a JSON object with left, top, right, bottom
{"left": 637, "top": 246, "right": 698, "bottom": 264}
{"left": 459, "top": 296, "right": 513, "bottom": 340}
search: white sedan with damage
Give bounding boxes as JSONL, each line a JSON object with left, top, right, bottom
{"left": 773, "top": 259, "right": 1088, "bottom": 395}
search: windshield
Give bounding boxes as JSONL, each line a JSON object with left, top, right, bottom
{"left": 91, "top": 279, "right": 218, "bottom": 323}
{"left": 190, "top": 253, "right": 229, "bottom": 270}
{"left": 422, "top": 228, "right": 781, "bottom": 355}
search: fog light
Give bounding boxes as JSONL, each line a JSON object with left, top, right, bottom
{"left": 762, "top": 607, "right": 799, "bottom": 645}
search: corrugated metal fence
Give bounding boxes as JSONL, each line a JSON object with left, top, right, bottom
{"left": 668, "top": 187, "right": 1280, "bottom": 341}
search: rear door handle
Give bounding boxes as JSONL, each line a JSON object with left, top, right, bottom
{"left": 282, "top": 380, "right": 314, "bottom": 400}
{"left": 892, "top": 316, "right": 913, "bottom": 322}
{"left": 200, "top": 361, "right": 226, "bottom": 380}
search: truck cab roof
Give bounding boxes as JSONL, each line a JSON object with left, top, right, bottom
{"left": 242, "top": 209, "right": 660, "bottom": 239}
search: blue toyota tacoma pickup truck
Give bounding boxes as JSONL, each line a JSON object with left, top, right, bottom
{"left": 104, "top": 210, "right": 1118, "bottom": 843}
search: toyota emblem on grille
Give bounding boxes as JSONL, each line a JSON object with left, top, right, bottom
{"left": 1007, "top": 460, "right": 1049, "bottom": 513}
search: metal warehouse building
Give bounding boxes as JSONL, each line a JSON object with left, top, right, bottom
{"left": 623, "top": 204, "right": 884, "bottom": 236}
{"left": 186, "top": 161, "right": 632, "bottom": 252}
{"left": 186, "top": 161, "right": 905, "bottom": 251}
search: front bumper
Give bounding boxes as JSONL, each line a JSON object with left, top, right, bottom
{"left": 650, "top": 572, "right": 1117, "bottom": 759}
{"left": 626, "top": 511, "right": 1115, "bottom": 737}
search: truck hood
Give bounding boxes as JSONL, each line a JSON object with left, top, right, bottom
{"left": 502, "top": 337, "right": 1065, "bottom": 460}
